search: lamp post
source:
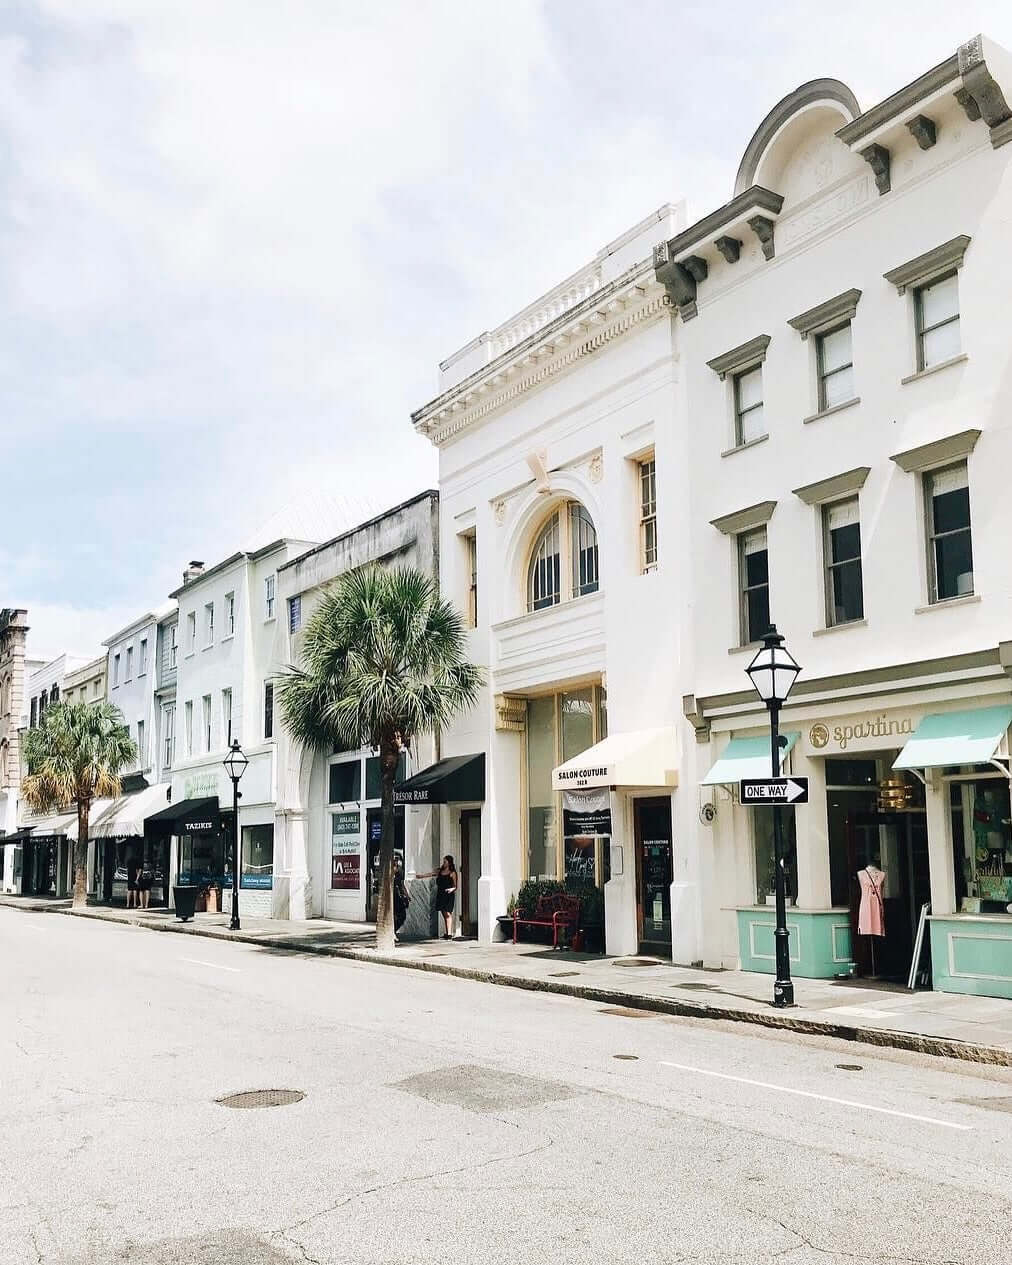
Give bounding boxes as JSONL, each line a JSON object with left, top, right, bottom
{"left": 745, "top": 625, "right": 801, "bottom": 1008}
{"left": 223, "top": 739, "right": 249, "bottom": 931}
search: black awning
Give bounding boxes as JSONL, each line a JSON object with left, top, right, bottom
{"left": 2, "top": 830, "right": 33, "bottom": 844}
{"left": 144, "top": 796, "right": 221, "bottom": 836}
{"left": 394, "top": 753, "right": 485, "bottom": 805}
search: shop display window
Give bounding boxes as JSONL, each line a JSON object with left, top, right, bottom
{"left": 329, "top": 760, "right": 361, "bottom": 804}
{"left": 241, "top": 824, "right": 274, "bottom": 890}
{"left": 751, "top": 807, "right": 797, "bottom": 906}
{"left": 949, "top": 772, "right": 1012, "bottom": 911}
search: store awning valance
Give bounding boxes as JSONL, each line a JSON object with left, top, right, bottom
{"left": 92, "top": 784, "right": 172, "bottom": 839}
{"left": 20, "top": 809, "right": 80, "bottom": 839}
{"left": 701, "top": 733, "right": 800, "bottom": 786}
{"left": 144, "top": 796, "right": 221, "bottom": 836}
{"left": 2, "top": 829, "right": 33, "bottom": 845}
{"left": 551, "top": 728, "right": 679, "bottom": 792}
{"left": 394, "top": 754, "right": 485, "bottom": 804}
{"left": 892, "top": 706, "right": 1012, "bottom": 771}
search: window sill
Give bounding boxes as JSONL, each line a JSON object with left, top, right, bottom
{"left": 185, "top": 652, "right": 195, "bottom": 659}
{"left": 202, "top": 644, "right": 214, "bottom": 652}
{"left": 802, "top": 397, "right": 860, "bottom": 426}
{"left": 900, "top": 353, "right": 968, "bottom": 385}
{"left": 728, "top": 641, "right": 762, "bottom": 656}
{"left": 812, "top": 618, "right": 867, "bottom": 637}
{"left": 222, "top": 633, "right": 234, "bottom": 642}
{"left": 264, "top": 617, "right": 277, "bottom": 625}
{"left": 720, "top": 435, "right": 769, "bottom": 459}
{"left": 914, "top": 593, "right": 980, "bottom": 614}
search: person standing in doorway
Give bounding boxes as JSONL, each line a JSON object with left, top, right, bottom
{"left": 418, "top": 856, "right": 457, "bottom": 939}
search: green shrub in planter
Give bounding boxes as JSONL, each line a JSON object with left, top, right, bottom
{"left": 513, "top": 877, "right": 564, "bottom": 917}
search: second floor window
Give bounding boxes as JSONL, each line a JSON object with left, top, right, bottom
{"left": 265, "top": 575, "right": 276, "bottom": 620}
{"left": 136, "top": 719, "right": 145, "bottom": 767}
{"left": 202, "top": 695, "right": 212, "bottom": 753}
{"left": 739, "top": 527, "right": 769, "bottom": 646}
{"left": 733, "top": 365, "right": 765, "bottom": 446}
{"left": 125, "top": 647, "right": 133, "bottom": 681}
{"left": 222, "top": 688, "right": 233, "bottom": 746}
{"left": 169, "top": 624, "right": 178, "bottom": 668}
{"left": 138, "top": 638, "right": 147, "bottom": 675}
{"left": 526, "top": 502, "right": 600, "bottom": 613}
{"left": 163, "top": 705, "right": 175, "bottom": 769}
{"left": 225, "top": 592, "right": 235, "bottom": 637}
{"left": 465, "top": 534, "right": 478, "bottom": 628}
{"left": 915, "top": 272, "right": 960, "bottom": 370}
{"left": 264, "top": 681, "right": 275, "bottom": 739}
{"left": 204, "top": 603, "right": 214, "bottom": 647}
{"left": 639, "top": 458, "right": 657, "bottom": 572}
{"left": 926, "top": 463, "right": 973, "bottom": 602}
{"left": 184, "top": 701, "right": 193, "bottom": 756}
{"left": 112, "top": 655, "right": 120, "bottom": 687}
{"left": 816, "top": 323, "right": 854, "bottom": 410}
{"left": 823, "top": 498, "right": 864, "bottom": 626}
{"left": 289, "top": 595, "right": 302, "bottom": 634}
{"left": 187, "top": 611, "right": 196, "bottom": 653}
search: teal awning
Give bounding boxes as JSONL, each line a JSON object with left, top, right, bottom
{"left": 892, "top": 705, "right": 1012, "bottom": 771}
{"left": 702, "top": 732, "right": 800, "bottom": 786}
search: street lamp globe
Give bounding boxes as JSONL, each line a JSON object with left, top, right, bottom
{"left": 223, "top": 739, "right": 249, "bottom": 783}
{"left": 746, "top": 625, "right": 801, "bottom": 707}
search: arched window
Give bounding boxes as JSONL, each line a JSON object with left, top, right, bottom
{"left": 527, "top": 502, "right": 599, "bottom": 613}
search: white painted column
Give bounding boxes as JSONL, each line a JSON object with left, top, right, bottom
{"left": 604, "top": 792, "right": 638, "bottom": 957}
{"left": 285, "top": 811, "right": 312, "bottom": 919}
{"left": 795, "top": 756, "right": 832, "bottom": 908}
{"left": 925, "top": 774, "right": 956, "bottom": 915}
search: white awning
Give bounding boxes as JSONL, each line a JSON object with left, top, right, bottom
{"left": 21, "top": 809, "right": 79, "bottom": 839}
{"left": 551, "top": 728, "right": 679, "bottom": 791}
{"left": 90, "top": 785, "right": 170, "bottom": 838}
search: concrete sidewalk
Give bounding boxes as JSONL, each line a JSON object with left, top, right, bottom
{"left": 6, "top": 895, "right": 1012, "bottom": 1066}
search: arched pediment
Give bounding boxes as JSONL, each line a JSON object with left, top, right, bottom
{"left": 734, "top": 79, "right": 862, "bottom": 198}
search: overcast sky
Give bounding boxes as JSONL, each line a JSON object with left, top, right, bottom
{"left": 4, "top": 1, "right": 1011, "bottom": 659}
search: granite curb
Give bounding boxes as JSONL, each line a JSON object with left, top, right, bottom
{"left": 62, "top": 906, "right": 1012, "bottom": 1069}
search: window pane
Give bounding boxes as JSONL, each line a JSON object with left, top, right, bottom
{"left": 830, "top": 521, "right": 861, "bottom": 565}
{"left": 561, "top": 688, "right": 594, "bottom": 762}
{"left": 831, "top": 558, "right": 864, "bottom": 623}
{"left": 919, "top": 274, "right": 959, "bottom": 327}
{"left": 642, "top": 517, "right": 658, "bottom": 569}
{"left": 529, "top": 514, "right": 561, "bottom": 611}
{"left": 752, "top": 808, "right": 797, "bottom": 905}
{"left": 571, "top": 505, "right": 599, "bottom": 597}
{"left": 744, "top": 544, "right": 768, "bottom": 587}
{"left": 822, "top": 363, "right": 854, "bottom": 408}
{"left": 736, "top": 366, "right": 763, "bottom": 410}
{"left": 819, "top": 324, "right": 851, "bottom": 374}
{"left": 932, "top": 485, "right": 970, "bottom": 534}
{"left": 527, "top": 696, "right": 557, "bottom": 879}
{"left": 363, "top": 752, "right": 406, "bottom": 799}
{"left": 935, "top": 530, "right": 974, "bottom": 600}
{"left": 746, "top": 584, "right": 770, "bottom": 643}
{"left": 739, "top": 403, "right": 765, "bottom": 445}
{"left": 241, "top": 824, "right": 274, "bottom": 889}
{"left": 921, "top": 318, "right": 961, "bottom": 367}
{"left": 329, "top": 760, "right": 361, "bottom": 804}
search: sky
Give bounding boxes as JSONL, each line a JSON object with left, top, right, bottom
{"left": 3, "top": 0, "right": 1011, "bottom": 659}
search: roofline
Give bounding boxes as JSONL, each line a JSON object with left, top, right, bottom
{"left": 168, "top": 551, "right": 246, "bottom": 599}
{"left": 836, "top": 53, "right": 959, "bottom": 145}
{"left": 102, "top": 604, "right": 177, "bottom": 648}
{"left": 279, "top": 490, "right": 439, "bottom": 573}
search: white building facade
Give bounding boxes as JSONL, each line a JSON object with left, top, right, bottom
{"left": 416, "top": 34, "right": 1012, "bottom": 999}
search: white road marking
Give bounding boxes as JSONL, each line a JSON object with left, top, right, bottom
{"left": 659, "top": 1060, "right": 971, "bottom": 1131}
{"left": 179, "top": 957, "right": 241, "bottom": 974}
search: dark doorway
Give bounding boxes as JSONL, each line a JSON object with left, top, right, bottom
{"left": 365, "top": 806, "right": 405, "bottom": 922}
{"left": 459, "top": 810, "right": 481, "bottom": 938}
{"left": 847, "top": 811, "right": 930, "bottom": 981}
{"left": 634, "top": 798, "right": 673, "bottom": 956}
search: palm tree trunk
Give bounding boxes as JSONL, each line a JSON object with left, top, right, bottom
{"left": 73, "top": 798, "right": 90, "bottom": 908}
{"left": 375, "top": 735, "right": 398, "bottom": 950}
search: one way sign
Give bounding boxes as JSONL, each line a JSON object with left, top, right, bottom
{"left": 739, "top": 776, "right": 809, "bottom": 805}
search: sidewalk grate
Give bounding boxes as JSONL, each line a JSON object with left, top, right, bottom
{"left": 216, "top": 1089, "right": 305, "bottom": 1110}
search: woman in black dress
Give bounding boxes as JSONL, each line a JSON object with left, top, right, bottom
{"left": 418, "top": 855, "right": 457, "bottom": 940}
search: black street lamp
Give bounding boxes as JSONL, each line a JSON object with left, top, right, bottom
{"left": 746, "top": 625, "right": 802, "bottom": 1008}
{"left": 223, "top": 739, "right": 249, "bottom": 931}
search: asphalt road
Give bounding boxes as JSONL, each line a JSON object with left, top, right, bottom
{"left": 3, "top": 909, "right": 1012, "bottom": 1265}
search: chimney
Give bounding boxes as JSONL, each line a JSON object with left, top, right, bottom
{"left": 182, "top": 560, "right": 205, "bottom": 584}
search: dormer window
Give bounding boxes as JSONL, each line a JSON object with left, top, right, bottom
{"left": 527, "top": 502, "right": 599, "bottom": 613}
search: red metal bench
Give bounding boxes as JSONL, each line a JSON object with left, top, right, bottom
{"left": 512, "top": 893, "right": 582, "bottom": 948}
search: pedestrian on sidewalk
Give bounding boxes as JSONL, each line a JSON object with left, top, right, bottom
{"left": 393, "top": 857, "right": 410, "bottom": 944}
{"left": 136, "top": 861, "right": 153, "bottom": 911}
{"left": 126, "top": 857, "right": 139, "bottom": 909}
{"left": 417, "top": 855, "right": 457, "bottom": 939}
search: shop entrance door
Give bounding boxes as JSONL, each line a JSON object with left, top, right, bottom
{"left": 365, "top": 807, "right": 405, "bottom": 922}
{"left": 847, "top": 811, "right": 930, "bottom": 981}
{"left": 635, "top": 798, "right": 673, "bottom": 956}
{"left": 459, "top": 810, "right": 481, "bottom": 938}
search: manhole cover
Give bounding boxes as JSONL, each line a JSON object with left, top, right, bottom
{"left": 613, "top": 957, "right": 663, "bottom": 968}
{"left": 613, "top": 1054, "right": 639, "bottom": 1060}
{"left": 674, "top": 982, "right": 718, "bottom": 991}
{"left": 599, "top": 1006, "right": 655, "bottom": 1019}
{"left": 835, "top": 1064, "right": 863, "bottom": 1072}
{"left": 216, "top": 1089, "right": 305, "bottom": 1109}
{"left": 548, "top": 970, "right": 581, "bottom": 977}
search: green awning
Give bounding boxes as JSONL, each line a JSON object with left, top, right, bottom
{"left": 701, "top": 733, "right": 800, "bottom": 785}
{"left": 892, "top": 706, "right": 1012, "bottom": 771}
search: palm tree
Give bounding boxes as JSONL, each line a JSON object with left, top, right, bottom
{"left": 278, "top": 566, "right": 483, "bottom": 949}
{"left": 21, "top": 701, "right": 137, "bottom": 907}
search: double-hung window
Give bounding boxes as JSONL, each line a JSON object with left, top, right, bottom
{"left": 225, "top": 592, "right": 235, "bottom": 637}
{"left": 823, "top": 498, "right": 864, "bottom": 625}
{"left": 222, "top": 688, "right": 233, "bottom": 746}
{"left": 639, "top": 458, "right": 657, "bottom": 572}
{"left": 136, "top": 720, "right": 145, "bottom": 768}
{"left": 184, "top": 701, "right": 193, "bottom": 756}
{"left": 733, "top": 366, "right": 765, "bottom": 446}
{"left": 738, "top": 528, "right": 770, "bottom": 645}
{"left": 288, "top": 595, "right": 302, "bottom": 634}
{"left": 125, "top": 647, "right": 133, "bottom": 681}
{"left": 926, "top": 463, "right": 973, "bottom": 602}
{"left": 204, "top": 602, "right": 214, "bottom": 647}
{"left": 138, "top": 638, "right": 147, "bottom": 675}
{"left": 264, "top": 681, "right": 275, "bottom": 740}
{"left": 202, "top": 695, "right": 212, "bottom": 753}
{"left": 816, "top": 324, "right": 854, "bottom": 410}
{"left": 169, "top": 624, "right": 178, "bottom": 668}
{"left": 112, "top": 654, "right": 120, "bottom": 688}
{"left": 162, "top": 704, "right": 175, "bottom": 769}
{"left": 466, "top": 534, "right": 478, "bottom": 628}
{"left": 265, "top": 575, "right": 276, "bottom": 621}
{"left": 915, "top": 273, "right": 960, "bottom": 370}
{"left": 187, "top": 611, "right": 196, "bottom": 654}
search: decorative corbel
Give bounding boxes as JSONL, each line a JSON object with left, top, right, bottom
{"left": 494, "top": 694, "right": 526, "bottom": 733}
{"left": 906, "top": 114, "right": 937, "bottom": 150}
{"left": 714, "top": 235, "right": 742, "bottom": 264}
{"left": 954, "top": 86, "right": 981, "bottom": 121}
{"left": 860, "top": 143, "right": 890, "bottom": 195}
{"left": 682, "top": 694, "right": 711, "bottom": 745}
{"left": 959, "top": 36, "right": 1012, "bottom": 135}
{"left": 653, "top": 241, "right": 699, "bottom": 320}
{"left": 681, "top": 255, "right": 708, "bottom": 284}
{"left": 747, "top": 216, "right": 776, "bottom": 261}
{"left": 999, "top": 641, "right": 1012, "bottom": 679}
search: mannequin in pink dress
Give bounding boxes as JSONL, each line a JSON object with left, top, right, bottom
{"left": 857, "top": 865, "right": 886, "bottom": 936}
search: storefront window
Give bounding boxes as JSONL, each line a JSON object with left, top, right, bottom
{"left": 950, "top": 773, "right": 1012, "bottom": 911}
{"left": 241, "top": 824, "right": 274, "bottom": 889}
{"left": 752, "top": 808, "right": 797, "bottom": 906}
{"left": 561, "top": 688, "right": 594, "bottom": 761}
{"left": 329, "top": 760, "right": 361, "bottom": 804}
{"left": 526, "top": 695, "right": 556, "bottom": 879}
{"left": 365, "top": 752, "right": 407, "bottom": 800}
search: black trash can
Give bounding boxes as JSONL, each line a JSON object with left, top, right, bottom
{"left": 173, "top": 885, "right": 199, "bottom": 922}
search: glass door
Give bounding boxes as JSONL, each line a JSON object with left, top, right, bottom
{"left": 635, "top": 798, "right": 673, "bottom": 956}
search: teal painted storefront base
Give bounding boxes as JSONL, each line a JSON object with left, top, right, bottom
{"left": 736, "top": 907, "right": 854, "bottom": 979}
{"left": 929, "top": 915, "right": 1012, "bottom": 999}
